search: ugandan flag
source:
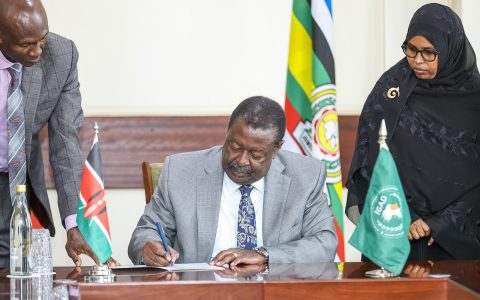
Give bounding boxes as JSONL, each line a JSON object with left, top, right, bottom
{"left": 284, "top": 0, "right": 344, "bottom": 262}
{"left": 77, "top": 125, "right": 112, "bottom": 263}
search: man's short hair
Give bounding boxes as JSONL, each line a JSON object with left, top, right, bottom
{"left": 228, "top": 96, "right": 286, "bottom": 145}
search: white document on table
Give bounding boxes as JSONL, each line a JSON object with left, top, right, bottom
{"left": 111, "top": 263, "right": 225, "bottom": 272}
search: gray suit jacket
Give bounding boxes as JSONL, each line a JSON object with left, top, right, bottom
{"left": 21, "top": 33, "right": 84, "bottom": 235}
{"left": 128, "top": 146, "right": 338, "bottom": 264}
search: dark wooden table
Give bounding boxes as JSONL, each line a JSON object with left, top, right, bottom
{"left": 1, "top": 261, "right": 479, "bottom": 299}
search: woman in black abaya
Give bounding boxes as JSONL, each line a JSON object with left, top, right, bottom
{"left": 346, "top": 3, "right": 480, "bottom": 261}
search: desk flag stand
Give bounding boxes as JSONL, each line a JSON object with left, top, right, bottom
{"left": 365, "top": 267, "right": 398, "bottom": 278}
{"left": 79, "top": 123, "right": 116, "bottom": 283}
{"left": 85, "top": 264, "right": 116, "bottom": 283}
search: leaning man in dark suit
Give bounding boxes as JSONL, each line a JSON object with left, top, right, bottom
{"left": 0, "top": 0, "right": 116, "bottom": 267}
{"left": 129, "top": 96, "right": 338, "bottom": 267}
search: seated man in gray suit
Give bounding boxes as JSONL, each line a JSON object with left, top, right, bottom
{"left": 128, "top": 96, "right": 338, "bottom": 267}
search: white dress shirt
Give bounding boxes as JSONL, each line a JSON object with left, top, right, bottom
{"left": 211, "top": 173, "right": 264, "bottom": 258}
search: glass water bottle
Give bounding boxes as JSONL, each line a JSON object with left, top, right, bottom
{"left": 10, "top": 184, "right": 32, "bottom": 275}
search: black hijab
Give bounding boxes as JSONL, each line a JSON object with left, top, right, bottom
{"left": 405, "top": 3, "right": 480, "bottom": 90}
{"left": 346, "top": 3, "right": 480, "bottom": 220}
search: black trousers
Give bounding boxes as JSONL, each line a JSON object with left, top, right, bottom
{"left": 0, "top": 173, "right": 13, "bottom": 268}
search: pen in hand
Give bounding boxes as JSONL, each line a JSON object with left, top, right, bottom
{"left": 156, "top": 222, "right": 174, "bottom": 266}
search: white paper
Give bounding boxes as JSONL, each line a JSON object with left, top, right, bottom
{"left": 111, "top": 263, "right": 224, "bottom": 272}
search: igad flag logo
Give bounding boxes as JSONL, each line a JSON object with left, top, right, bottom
{"left": 371, "top": 186, "right": 405, "bottom": 239}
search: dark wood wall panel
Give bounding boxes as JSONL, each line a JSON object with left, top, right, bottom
{"left": 338, "top": 115, "right": 360, "bottom": 184}
{"left": 41, "top": 116, "right": 359, "bottom": 188}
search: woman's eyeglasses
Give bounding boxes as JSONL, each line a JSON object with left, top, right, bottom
{"left": 401, "top": 43, "right": 438, "bottom": 62}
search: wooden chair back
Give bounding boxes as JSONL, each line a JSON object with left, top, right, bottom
{"left": 141, "top": 162, "right": 164, "bottom": 203}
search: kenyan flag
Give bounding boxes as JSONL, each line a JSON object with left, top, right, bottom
{"left": 77, "top": 125, "right": 112, "bottom": 263}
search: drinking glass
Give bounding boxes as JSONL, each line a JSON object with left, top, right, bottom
{"left": 51, "top": 279, "right": 78, "bottom": 300}
{"left": 32, "top": 273, "right": 53, "bottom": 299}
{"left": 31, "top": 229, "right": 53, "bottom": 274}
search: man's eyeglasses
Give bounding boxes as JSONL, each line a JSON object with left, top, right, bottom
{"left": 401, "top": 43, "right": 438, "bottom": 62}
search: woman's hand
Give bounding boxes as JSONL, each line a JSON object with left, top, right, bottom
{"left": 403, "top": 261, "right": 434, "bottom": 278}
{"left": 408, "top": 219, "right": 434, "bottom": 245}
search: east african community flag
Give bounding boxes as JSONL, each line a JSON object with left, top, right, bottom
{"left": 77, "top": 127, "right": 112, "bottom": 263}
{"left": 284, "top": 0, "right": 344, "bottom": 262}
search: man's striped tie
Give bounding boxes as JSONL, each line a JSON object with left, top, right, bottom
{"left": 7, "top": 63, "right": 26, "bottom": 204}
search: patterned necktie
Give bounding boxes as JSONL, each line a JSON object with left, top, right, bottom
{"left": 7, "top": 63, "right": 26, "bottom": 204}
{"left": 237, "top": 185, "right": 256, "bottom": 250}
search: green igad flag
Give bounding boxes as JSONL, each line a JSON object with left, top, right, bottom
{"left": 349, "top": 143, "right": 411, "bottom": 274}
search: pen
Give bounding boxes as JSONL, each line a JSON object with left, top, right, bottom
{"left": 156, "top": 222, "right": 174, "bottom": 266}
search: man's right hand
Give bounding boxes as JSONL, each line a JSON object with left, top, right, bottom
{"left": 142, "top": 240, "right": 179, "bottom": 266}
{"left": 66, "top": 227, "right": 120, "bottom": 269}
{"left": 66, "top": 227, "right": 99, "bottom": 267}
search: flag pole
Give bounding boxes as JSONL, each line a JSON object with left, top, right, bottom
{"left": 364, "top": 119, "right": 399, "bottom": 278}
{"left": 94, "top": 121, "right": 102, "bottom": 270}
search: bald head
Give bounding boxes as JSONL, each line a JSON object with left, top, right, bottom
{"left": 0, "top": 0, "right": 49, "bottom": 67}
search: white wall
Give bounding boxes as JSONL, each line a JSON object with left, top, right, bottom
{"left": 334, "top": 0, "right": 385, "bottom": 114}
{"left": 40, "top": 0, "right": 480, "bottom": 116}
{"left": 42, "top": 0, "right": 292, "bottom": 116}
{"left": 461, "top": 0, "right": 480, "bottom": 55}
{"left": 40, "top": 0, "right": 480, "bottom": 266}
